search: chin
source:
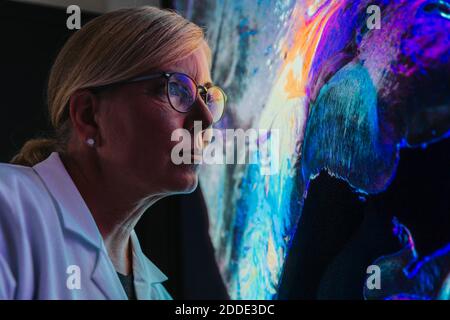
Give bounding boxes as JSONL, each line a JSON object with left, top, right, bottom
{"left": 169, "top": 167, "right": 199, "bottom": 194}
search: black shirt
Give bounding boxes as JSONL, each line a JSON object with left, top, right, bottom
{"left": 117, "top": 272, "right": 137, "bottom": 300}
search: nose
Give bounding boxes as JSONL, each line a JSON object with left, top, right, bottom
{"left": 189, "top": 92, "right": 214, "bottom": 131}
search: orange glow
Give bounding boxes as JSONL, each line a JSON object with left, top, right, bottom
{"left": 281, "top": 1, "right": 342, "bottom": 99}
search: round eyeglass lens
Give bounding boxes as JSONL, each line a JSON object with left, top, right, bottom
{"left": 167, "top": 73, "right": 197, "bottom": 112}
{"left": 206, "top": 87, "right": 225, "bottom": 122}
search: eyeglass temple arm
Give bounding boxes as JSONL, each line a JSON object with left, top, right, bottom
{"left": 129, "top": 73, "right": 228, "bottom": 103}
{"left": 126, "top": 72, "right": 170, "bottom": 84}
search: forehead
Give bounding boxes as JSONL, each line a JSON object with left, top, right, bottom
{"left": 166, "top": 47, "right": 212, "bottom": 85}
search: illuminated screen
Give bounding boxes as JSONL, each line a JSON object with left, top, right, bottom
{"left": 175, "top": 0, "right": 450, "bottom": 299}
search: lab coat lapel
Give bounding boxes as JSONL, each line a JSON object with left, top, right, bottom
{"left": 33, "top": 152, "right": 102, "bottom": 250}
{"left": 33, "top": 152, "right": 127, "bottom": 299}
{"left": 91, "top": 246, "right": 128, "bottom": 300}
{"left": 131, "top": 231, "right": 168, "bottom": 299}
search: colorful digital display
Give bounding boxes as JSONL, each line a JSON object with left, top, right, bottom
{"left": 175, "top": 0, "right": 450, "bottom": 299}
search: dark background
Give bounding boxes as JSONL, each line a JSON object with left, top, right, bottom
{"left": 279, "top": 134, "right": 450, "bottom": 299}
{"left": 1, "top": 0, "right": 449, "bottom": 300}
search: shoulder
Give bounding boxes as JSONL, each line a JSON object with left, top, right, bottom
{"left": 0, "top": 162, "right": 40, "bottom": 188}
{"left": 0, "top": 162, "right": 51, "bottom": 223}
{"left": 0, "top": 161, "right": 61, "bottom": 263}
{"left": 0, "top": 163, "right": 56, "bottom": 298}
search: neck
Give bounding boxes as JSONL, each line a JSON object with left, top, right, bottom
{"left": 60, "top": 151, "right": 163, "bottom": 275}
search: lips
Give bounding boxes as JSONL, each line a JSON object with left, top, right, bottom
{"left": 190, "top": 128, "right": 213, "bottom": 163}
{"left": 194, "top": 129, "right": 213, "bottom": 150}
{"left": 190, "top": 153, "right": 203, "bottom": 164}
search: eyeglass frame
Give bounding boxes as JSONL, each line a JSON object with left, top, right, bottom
{"left": 89, "top": 71, "right": 227, "bottom": 123}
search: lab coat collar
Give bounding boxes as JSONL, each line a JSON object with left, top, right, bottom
{"left": 33, "top": 152, "right": 169, "bottom": 299}
{"left": 33, "top": 152, "right": 125, "bottom": 299}
{"left": 131, "top": 231, "right": 168, "bottom": 299}
{"left": 33, "top": 152, "right": 103, "bottom": 251}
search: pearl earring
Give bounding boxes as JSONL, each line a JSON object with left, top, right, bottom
{"left": 86, "top": 138, "right": 95, "bottom": 147}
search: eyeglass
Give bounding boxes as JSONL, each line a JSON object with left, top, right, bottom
{"left": 90, "top": 72, "right": 227, "bottom": 123}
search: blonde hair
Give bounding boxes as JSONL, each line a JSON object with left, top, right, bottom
{"left": 11, "top": 6, "right": 210, "bottom": 166}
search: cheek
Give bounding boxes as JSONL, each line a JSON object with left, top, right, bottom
{"left": 116, "top": 99, "right": 186, "bottom": 162}
{"left": 140, "top": 103, "right": 185, "bottom": 152}
{"left": 100, "top": 96, "right": 199, "bottom": 192}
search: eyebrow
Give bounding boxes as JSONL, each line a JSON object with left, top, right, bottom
{"left": 165, "top": 68, "right": 213, "bottom": 88}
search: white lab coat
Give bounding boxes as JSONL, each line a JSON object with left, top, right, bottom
{"left": 0, "top": 152, "right": 172, "bottom": 300}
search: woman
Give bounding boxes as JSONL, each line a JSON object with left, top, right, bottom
{"left": 0, "top": 6, "right": 226, "bottom": 300}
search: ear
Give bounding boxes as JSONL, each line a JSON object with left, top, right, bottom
{"left": 68, "top": 89, "right": 101, "bottom": 146}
